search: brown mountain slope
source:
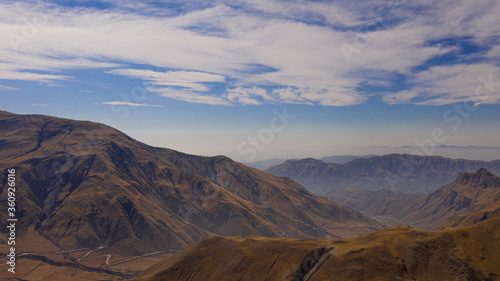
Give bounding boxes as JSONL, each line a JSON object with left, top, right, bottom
{"left": 0, "top": 111, "right": 379, "bottom": 259}
{"left": 326, "top": 188, "right": 421, "bottom": 214}
{"left": 326, "top": 188, "right": 422, "bottom": 227}
{"left": 351, "top": 168, "right": 500, "bottom": 230}
{"left": 403, "top": 168, "right": 500, "bottom": 229}
{"left": 442, "top": 199, "right": 500, "bottom": 228}
{"left": 266, "top": 155, "right": 500, "bottom": 195}
{"left": 439, "top": 169, "right": 500, "bottom": 228}
{"left": 134, "top": 217, "right": 500, "bottom": 281}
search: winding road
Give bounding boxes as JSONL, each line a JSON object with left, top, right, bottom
{"left": 2, "top": 246, "right": 179, "bottom": 267}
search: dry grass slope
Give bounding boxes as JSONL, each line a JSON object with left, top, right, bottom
{"left": 134, "top": 216, "right": 500, "bottom": 281}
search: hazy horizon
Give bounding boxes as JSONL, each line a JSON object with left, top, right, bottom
{"left": 3, "top": 108, "right": 500, "bottom": 162}
{"left": 1, "top": 0, "right": 499, "bottom": 163}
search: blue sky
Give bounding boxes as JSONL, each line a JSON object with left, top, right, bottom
{"left": 1, "top": 0, "right": 500, "bottom": 162}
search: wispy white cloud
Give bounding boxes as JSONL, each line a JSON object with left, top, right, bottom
{"left": 101, "top": 101, "right": 163, "bottom": 107}
{"left": 148, "top": 84, "right": 365, "bottom": 106}
{"left": 147, "top": 87, "right": 231, "bottom": 106}
{"left": 106, "top": 69, "right": 225, "bottom": 91}
{"left": 240, "top": 0, "right": 366, "bottom": 27}
{"left": 487, "top": 45, "right": 500, "bottom": 58}
{"left": 31, "top": 103, "right": 50, "bottom": 107}
{"left": 226, "top": 87, "right": 269, "bottom": 105}
{"left": 0, "top": 0, "right": 499, "bottom": 105}
{"left": 383, "top": 90, "right": 420, "bottom": 105}
{"left": 385, "top": 64, "right": 500, "bottom": 105}
{"left": 0, "top": 84, "right": 19, "bottom": 90}
{"left": 0, "top": 70, "right": 69, "bottom": 82}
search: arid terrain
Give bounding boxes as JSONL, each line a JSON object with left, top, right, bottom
{"left": 1, "top": 111, "right": 499, "bottom": 280}
{"left": 2, "top": 0, "right": 500, "bottom": 279}
{"left": 133, "top": 217, "right": 500, "bottom": 281}
{"left": 0, "top": 111, "right": 379, "bottom": 279}
{"left": 132, "top": 168, "right": 500, "bottom": 281}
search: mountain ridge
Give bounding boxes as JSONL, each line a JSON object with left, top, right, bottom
{"left": 330, "top": 168, "right": 500, "bottom": 230}
{"left": 266, "top": 154, "right": 500, "bottom": 194}
{"left": 133, "top": 216, "right": 500, "bottom": 281}
{"left": 0, "top": 111, "right": 380, "bottom": 259}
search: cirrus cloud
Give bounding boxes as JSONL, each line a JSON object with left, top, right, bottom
{"left": 101, "top": 101, "right": 163, "bottom": 107}
{"left": 0, "top": 0, "right": 499, "bottom": 106}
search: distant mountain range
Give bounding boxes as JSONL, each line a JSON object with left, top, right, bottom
{"left": 400, "top": 144, "right": 500, "bottom": 150}
{"left": 243, "top": 154, "right": 376, "bottom": 170}
{"left": 320, "top": 154, "right": 378, "bottom": 164}
{"left": 0, "top": 111, "right": 378, "bottom": 259}
{"left": 266, "top": 155, "right": 500, "bottom": 194}
{"left": 242, "top": 158, "right": 291, "bottom": 170}
{"left": 327, "top": 168, "right": 500, "bottom": 230}
{"left": 133, "top": 168, "right": 500, "bottom": 281}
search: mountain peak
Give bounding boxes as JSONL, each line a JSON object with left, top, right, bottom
{"left": 477, "top": 167, "right": 494, "bottom": 174}
{"left": 298, "top": 158, "right": 325, "bottom": 164}
{"left": 0, "top": 111, "right": 380, "bottom": 257}
{"left": 278, "top": 158, "right": 325, "bottom": 166}
{"left": 456, "top": 168, "right": 498, "bottom": 187}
